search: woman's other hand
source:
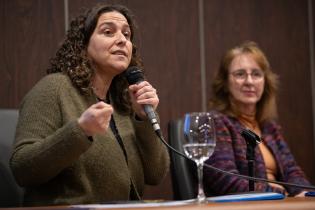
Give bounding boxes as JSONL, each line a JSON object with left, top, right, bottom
{"left": 78, "top": 101, "right": 113, "bottom": 136}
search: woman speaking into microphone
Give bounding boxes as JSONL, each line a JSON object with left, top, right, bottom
{"left": 10, "top": 3, "right": 169, "bottom": 206}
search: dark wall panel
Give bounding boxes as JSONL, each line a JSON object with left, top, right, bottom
{"left": 0, "top": 0, "right": 65, "bottom": 108}
{"left": 204, "top": 0, "right": 315, "bottom": 183}
{"left": 69, "top": 0, "right": 201, "bottom": 200}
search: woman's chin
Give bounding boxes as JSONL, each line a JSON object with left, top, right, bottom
{"left": 115, "top": 63, "right": 130, "bottom": 72}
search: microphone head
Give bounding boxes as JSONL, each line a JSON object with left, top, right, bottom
{"left": 125, "top": 66, "right": 144, "bottom": 85}
{"left": 241, "top": 129, "right": 261, "bottom": 146}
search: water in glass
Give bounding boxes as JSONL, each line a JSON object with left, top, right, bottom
{"left": 183, "top": 112, "right": 216, "bottom": 203}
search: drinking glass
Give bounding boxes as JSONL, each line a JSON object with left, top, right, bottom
{"left": 183, "top": 112, "right": 216, "bottom": 203}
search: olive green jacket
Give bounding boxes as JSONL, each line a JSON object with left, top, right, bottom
{"left": 10, "top": 73, "right": 169, "bottom": 206}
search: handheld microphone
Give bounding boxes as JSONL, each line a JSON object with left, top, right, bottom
{"left": 125, "top": 66, "right": 161, "bottom": 134}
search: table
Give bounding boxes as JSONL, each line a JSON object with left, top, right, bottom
{"left": 1, "top": 197, "right": 314, "bottom": 210}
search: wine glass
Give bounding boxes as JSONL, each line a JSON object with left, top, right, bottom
{"left": 183, "top": 112, "right": 216, "bottom": 203}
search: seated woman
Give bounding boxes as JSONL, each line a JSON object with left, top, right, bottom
{"left": 204, "top": 41, "right": 310, "bottom": 197}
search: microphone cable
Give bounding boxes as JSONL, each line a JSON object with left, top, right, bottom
{"left": 154, "top": 130, "right": 315, "bottom": 191}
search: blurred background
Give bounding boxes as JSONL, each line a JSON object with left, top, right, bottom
{"left": 1, "top": 0, "right": 314, "bottom": 200}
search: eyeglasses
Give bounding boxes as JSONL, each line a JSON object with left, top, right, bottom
{"left": 230, "top": 69, "right": 264, "bottom": 81}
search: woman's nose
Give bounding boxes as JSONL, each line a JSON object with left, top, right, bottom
{"left": 115, "top": 32, "right": 127, "bottom": 44}
{"left": 244, "top": 74, "right": 254, "bottom": 83}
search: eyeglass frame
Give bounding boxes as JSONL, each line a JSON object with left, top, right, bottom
{"left": 229, "top": 69, "right": 265, "bottom": 81}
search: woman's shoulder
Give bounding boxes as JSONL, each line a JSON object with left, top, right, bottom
{"left": 262, "top": 119, "right": 282, "bottom": 133}
{"left": 32, "top": 73, "right": 72, "bottom": 92}
{"left": 209, "top": 110, "right": 239, "bottom": 129}
{"left": 38, "top": 72, "right": 71, "bottom": 85}
{"left": 210, "top": 110, "right": 224, "bottom": 117}
{"left": 22, "top": 73, "right": 73, "bottom": 103}
{"left": 210, "top": 110, "right": 233, "bottom": 121}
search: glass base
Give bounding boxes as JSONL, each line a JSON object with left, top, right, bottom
{"left": 196, "top": 195, "right": 208, "bottom": 204}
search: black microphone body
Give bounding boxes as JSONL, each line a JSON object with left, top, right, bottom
{"left": 125, "top": 66, "right": 161, "bottom": 133}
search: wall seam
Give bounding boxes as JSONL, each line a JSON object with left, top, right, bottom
{"left": 308, "top": 0, "right": 315, "bottom": 176}
{"left": 198, "top": 0, "right": 207, "bottom": 111}
{"left": 64, "top": 0, "right": 69, "bottom": 33}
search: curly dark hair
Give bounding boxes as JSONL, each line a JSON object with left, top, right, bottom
{"left": 47, "top": 4, "right": 144, "bottom": 113}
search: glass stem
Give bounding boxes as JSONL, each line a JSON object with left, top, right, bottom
{"left": 196, "top": 161, "right": 206, "bottom": 203}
